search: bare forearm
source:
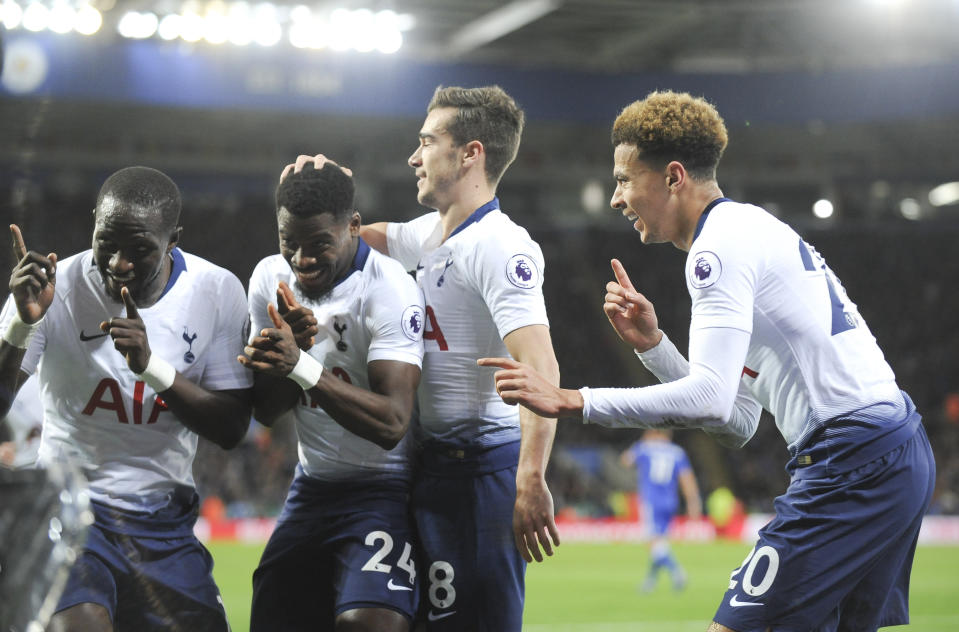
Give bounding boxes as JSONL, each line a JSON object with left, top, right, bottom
{"left": 307, "top": 372, "right": 411, "bottom": 450}
{"left": 159, "top": 380, "right": 252, "bottom": 449}
{"left": 0, "top": 344, "right": 27, "bottom": 417}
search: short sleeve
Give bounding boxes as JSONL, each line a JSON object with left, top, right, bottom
{"left": 466, "top": 229, "right": 549, "bottom": 339}
{"left": 385, "top": 213, "right": 442, "bottom": 272}
{"left": 365, "top": 262, "right": 425, "bottom": 367}
{"left": 200, "top": 271, "right": 254, "bottom": 391}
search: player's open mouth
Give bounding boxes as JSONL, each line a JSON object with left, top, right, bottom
{"left": 624, "top": 212, "right": 638, "bottom": 222}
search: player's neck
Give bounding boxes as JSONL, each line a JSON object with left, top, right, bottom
{"left": 676, "top": 182, "right": 725, "bottom": 251}
{"left": 437, "top": 183, "right": 496, "bottom": 242}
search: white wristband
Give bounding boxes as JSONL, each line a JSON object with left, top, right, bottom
{"left": 287, "top": 350, "right": 324, "bottom": 390}
{"left": 137, "top": 354, "right": 177, "bottom": 392}
{"left": 3, "top": 313, "right": 41, "bottom": 349}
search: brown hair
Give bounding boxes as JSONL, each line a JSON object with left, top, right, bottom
{"left": 612, "top": 90, "right": 728, "bottom": 180}
{"left": 428, "top": 85, "right": 525, "bottom": 185}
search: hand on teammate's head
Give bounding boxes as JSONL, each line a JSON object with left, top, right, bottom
{"left": 280, "top": 154, "right": 353, "bottom": 183}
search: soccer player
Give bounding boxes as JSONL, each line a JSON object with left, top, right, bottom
{"left": 0, "top": 166, "right": 253, "bottom": 631}
{"left": 238, "top": 162, "right": 425, "bottom": 632}
{"left": 620, "top": 429, "right": 701, "bottom": 592}
{"left": 285, "top": 85, "right": 561, "bottom": 631}
{"left": 479, "top": 90, "right": 936, "bottom": 632}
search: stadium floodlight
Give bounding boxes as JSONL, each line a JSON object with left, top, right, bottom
{"left": 47, "top": 1, "right": 73, "bottom": 33}
{"left": 812, "top": 198, "right": 834, "bottom": 219}
{"left": 117, "top": 11, "right": 158, "bottom": 39}
{"left": 1, "top": 0, "right": 24, "bottom": 30}
{"left": 252, "top": 20, "right": 281, "bottom": 46}
{"left": 179, "top": 12, "right": 205, "bottom": 42}
{"left": 899, "top": 197, "right": 921, "bottom": 220}
{"left": 350, "top": 8, "right": 376, "bottom": 52}
{"left": 73, "top": 4, "right": 101, "bottom": 35}
{"left": 374, "top": 10, "right": 403, "bottom": 54}
{"left": 928, "top": 181, "right": 959, "bottom": 207}
{"left": 157, "top": 13, "right": 180, "bottom": 40}
{"left": 203, "top": 12, "right": 230, "bottom": 44}
{"left": 22, "top": 2, "right": 50, "bottom": 32}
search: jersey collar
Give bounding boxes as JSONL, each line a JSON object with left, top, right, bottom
{"left": 332, "top": 237, "right": 371, "bottom": 289}
{"left": 448, "top": 197, "right": 500, "bottom": 240}
{"left": 157, "top": 248, "right": 186, "bottom": 300}
{"left": 692, "top": 197, "right": 731, "bottom": 242}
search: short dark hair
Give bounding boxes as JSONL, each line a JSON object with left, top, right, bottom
{"left": 96, "top": 166, "right": 181, "bottom": 230}
{"left": 612, "top": 91, "right": 728, "bottom": 181}
{"left": 275, "top": 162, "right": 355, "bottom": 221}
{"left": 428, "top": 85, "right": 524, "bottom": 186}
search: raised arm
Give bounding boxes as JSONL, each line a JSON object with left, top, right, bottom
{"left": 1, "top": 225, "right": 57, "bottom": 416}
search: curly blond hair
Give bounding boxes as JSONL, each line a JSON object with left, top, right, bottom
{"left": 612, "top": 91, "right": 728, "bottom": 180}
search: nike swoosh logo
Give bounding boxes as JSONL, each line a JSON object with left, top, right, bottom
{"left": 79, "top": 330, "right": 110, "bottom": 341}
{"left": 427, "top": 610, "right": 455, "bottom": 621}
{"left": 729, "top": 594, "right": 763, "bottom": 607}
{"left": 387, "top": 579, "right": 413, "bottom": 592}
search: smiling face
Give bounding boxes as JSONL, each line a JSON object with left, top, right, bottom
{"left": 610, "top": 143, "right": 675, "bottom": 245}
{"left": 408, "top": 107, "right": 464, "bottom": 212}
{"left": 277, "top": 207, "right": 359, "bottom": 300}
{"left": 92, "top": 197, "right": 177, "bottom": 305}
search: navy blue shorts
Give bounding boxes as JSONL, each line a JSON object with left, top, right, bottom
{"left": 713, "top": 422, "right": 936, "bottom": 632}
{"left": 251, "top": 470, "right": 418, "bottom": 631}
{"left": 412, "top": 440, "right": 525, "bottom": 632}
{"left": 57, "top": 496, "right": 228, "bottom": 631}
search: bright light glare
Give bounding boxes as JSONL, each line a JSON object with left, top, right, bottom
{"left": 158, "top": 14, "right": 181, "bottom": 40}
{"left": 203, "top": 12, "right": 229, "bottom": 44}
{"left": 253, "top": 20, "right": 281, "bottom": 46}
{"left": 179, "top": 12, "right": 205, "bottom": 42}
{"left": 812, "top": 199, "right": 834, "bottom": 219}
{"left": 117, "top": 11, "right": 158, "bottom": 38}
{"left": 22, "top": 3, "right": 50, "bottom": 31}
{"left": 928, "top": 182, "right": 959, "bottom": 207}
{"left": 2, "top": 1, "right": 24, "bottom": 29}
{"left": 899, "top": 198, "right": 921, "bottom": 220}
{"left": 74, "top": 4, "right": 102, "bottom": 34}
{"left": 48, "top": 2, "right": 74, "bottom": 33}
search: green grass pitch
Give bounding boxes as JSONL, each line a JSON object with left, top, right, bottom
{"left": 209, "top": 540, "right": 959, "bottom": 631}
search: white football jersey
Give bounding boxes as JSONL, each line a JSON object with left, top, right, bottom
{"left": 386, "top": 200, "right": 549, "bottom": 445}
{"left": 248, "top": 240, "right": 424, "bottom": 481}
{"left": 687, "top": 200, "right": 904, "bottom": 449}
{"left": 0, "top": 248, "right": 253, "bottom": 511}
{"left": 1, "top": 372, "right": 42, "bottom": 468}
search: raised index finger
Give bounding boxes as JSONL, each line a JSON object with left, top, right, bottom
{"left": 610, "top": 258, "right": 636, "bottom": 292}
{"left": 10, "top": 225, "right": 27, "bottom": 261}
{"left": 477, "top": 357, "right": 520, "bottom": 370}
{"left": 121, "top": 286, "right": 139, "bottom": 320}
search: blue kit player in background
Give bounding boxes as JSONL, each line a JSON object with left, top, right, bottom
{"left": 620, "top": 429, "right": 701, "bottom": 593}
{"left": 479, "top": 90, "right": 936, "bottom": 632}
{"left": 288, "top": 85, "right": 562, "bottom": 631}
{"left": 239, "top": 161, "right": 425, "bottom": 632}
{"left": 0, "top": 166, "right": 253, "bottom": 632}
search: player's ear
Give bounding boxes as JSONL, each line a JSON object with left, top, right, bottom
{"left": 665, "top": 161, "right": 685, "bottom": 192}
{"left": 349, "top": 212, "right": 361, "bottom": 237}
{"left": 167, "top": 226, "right": 182, "bottom": 253}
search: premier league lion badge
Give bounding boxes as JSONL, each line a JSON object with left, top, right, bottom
{"left": 505, "top": 254, "right": 540, "bottom": 289}
{"left": 688, "top": 251, "right": 722, "bottom": 289}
